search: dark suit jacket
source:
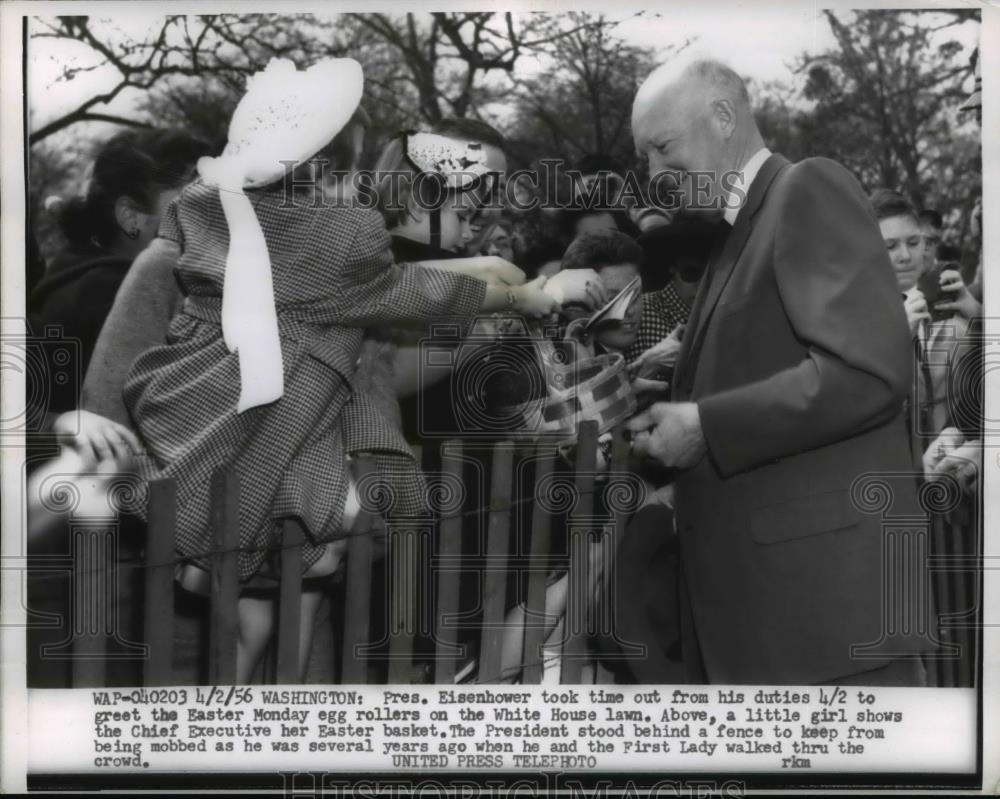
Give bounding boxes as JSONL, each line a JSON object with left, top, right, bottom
{"left": 671, "top": 154, "right": 925, "bottom": 684}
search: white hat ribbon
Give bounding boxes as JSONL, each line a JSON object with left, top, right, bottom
{"left": 197, "top": 156, "right": 284, "bottom": 412}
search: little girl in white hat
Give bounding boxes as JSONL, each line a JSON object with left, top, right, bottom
{"left": 123, "top": 57, "right": 554, "bottom": 682}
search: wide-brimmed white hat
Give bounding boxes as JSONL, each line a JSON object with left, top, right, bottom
{"left": 201, "top": 57, "right": 364, "bottom": 189}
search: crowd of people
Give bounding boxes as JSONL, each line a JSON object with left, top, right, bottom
{"left": 24, "top": 53, "right": 983, "bottom": 687}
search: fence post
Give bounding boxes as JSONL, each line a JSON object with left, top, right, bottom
{"left": 561, "top": 420, "right": 598, "bottom": 683}
{"left": 593, "top": 426, "right": 632, "bottom": 685}
{"left": 209, "top": 469, "right": 240, "bottom": 685}
{"left": 478, "top": 442, "right": 514, "bottom": 684}
{"left": 947, "top": 500, "right": 977, "bottom": 687}
{"left": 386, "top": 520, "right": 430, "bottom": 684}
{"left": 434, "top": 441, "right": 465, "bottom": 684}
{"left": 386, "top": 445, "right": 422, "bottom": 684}
{"left": 522, "top": 446, "right": 556, "bottom": 685}
{"left": 276, "top": 520, "right": 304, "bottom": 684}
{"left": 35, "top": 471, "right": 146, "bottom": 687}
{"left": 342, "top": 456, "right": 377, "bottom": 684}
{"left": 144, "top": 479, "right": 176, "bottom": 686}
{"left": 68, "top": 520, "right": 113, "bottom": 687}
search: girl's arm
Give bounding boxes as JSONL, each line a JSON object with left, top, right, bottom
{"left": 323, "top": 210, "right": 555, "bottom": 328}
{"left": 481, "top": 276, "right": 555, "bottom": 317}
{"left": 416, "top": 256, "right": 525, "bottom": 286}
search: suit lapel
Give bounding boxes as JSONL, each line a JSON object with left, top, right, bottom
{"left": 674, "top": 154, "right": 790, "bottom": 391}
{"left": 673, "top": 230, "right": 725, "bottom": 390}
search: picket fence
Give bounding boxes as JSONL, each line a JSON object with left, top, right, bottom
{"left": 52, "top": 419, "right": 979, "bottom": 689}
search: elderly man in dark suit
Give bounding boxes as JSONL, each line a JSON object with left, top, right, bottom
{"left": 627, "top": 58, "right": 929, "bottom": 686}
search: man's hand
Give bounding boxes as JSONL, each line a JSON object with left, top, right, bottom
{"left": 629, "top": 324, "right": 684, "bottom": 380}
{"left": 903, "top": 288, "right": 931, "bottom": 335}
{"left": 931, "top": 438, "right": 981, "bottom": 493}
{"left": 627, "top": 401, "right": 706, "bottom": 469}
{"left": 922, "top": 426, "right": 964, "bottom": 479}
{"left": 934, "top": 269, "right": 982, "bottom": 320}
{"left": 52, "top": 409, "right": 143, "bottom": 466}
{"left": 630, "top": 376, "right": 671, "bottom": 403}
{"left": 543, "top": 268, "right": 608, "bottom": 310}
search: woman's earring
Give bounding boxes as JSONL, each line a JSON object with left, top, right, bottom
{"left": 125, "top": 227, "right": 140, "bottom": 240}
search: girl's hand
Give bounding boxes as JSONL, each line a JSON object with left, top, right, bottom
{"left": 903, "top": 288, "right": 931, "bottom": 335}
{"left": 934, "top": 269, "right": 982, "bottom": 320}
{"left": 52, "top": 409, "right": 143, "bottom": 466}
{"left": 512, "top": 276, "right": 559, "bottom": 318}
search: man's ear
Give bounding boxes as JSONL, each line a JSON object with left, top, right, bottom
{"left": 405, "top": 200, "right": 426, "bottom": 225}
{"left": 114, "top": 196, "right": 143, "bottom": 236}
{"left": 712, "top": 99, "right": 737, "bottom": 139}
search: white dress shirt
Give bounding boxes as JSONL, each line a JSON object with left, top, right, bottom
{"left": 723, "top": 147, "right": 772, "bottom": 226}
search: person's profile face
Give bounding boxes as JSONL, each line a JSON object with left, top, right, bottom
{"left": 594, "top": 262, "right": 644, "bottom": 352}
{"left": 462, "top": 143, "right": 508, "bottom": 255}
{"left": 634, "top": 96, "right": 723, "bottom": 218}
{"left": 438, "top": 202, "right": 474, "bottom": 253}
{"left": 484, "top": 224, "right": 514, "bottom": 262}
{"left": 879, "top": 214, "right": 924, "bottom": 291}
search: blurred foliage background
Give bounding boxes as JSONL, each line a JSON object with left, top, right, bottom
{"left": 28, "top": 10, "right": 980, "bottom": 262}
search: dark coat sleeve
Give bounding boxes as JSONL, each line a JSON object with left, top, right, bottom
{"left": 80, "top": 238, "right": 184, "bottom": 427}
{"left": 697, "top": 158, "right": 913, "bottom": 475}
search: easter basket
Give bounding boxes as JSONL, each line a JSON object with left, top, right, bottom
{"left": 502, "top": 347, "right": 636, "bottom": 445}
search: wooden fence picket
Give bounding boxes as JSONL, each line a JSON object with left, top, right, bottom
{"left": 143, "top": 479, "right": 176, "bottom": 686}
{"left": 104, "top": 422, "right": 980, "bottom": 688}
{"left": 275, "top": 519, "right": 304, "bottom": 684}
{"left": 434, "top": 442, "right": 465, "bottom": 684}
{"left": 208, "top": 469, "right": 240, "bottom": 685}
{"left": 341, "top": 456, "right": 377, "bottom": 684}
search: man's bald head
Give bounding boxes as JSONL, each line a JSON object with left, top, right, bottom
{"left": 632, "top": 57, "right": 764, "bottom": 217}
{"left": 633, "top": 58, "right": 751, "bottom": 129}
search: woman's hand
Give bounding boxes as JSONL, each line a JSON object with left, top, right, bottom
{"left": 934, "top": 269, "right": 982, "bottom": 320}
{"left": 903, "top": 288, "right": 931, "bottom": 335}
{"left": 629, "top": 325, "right": 684, "bottom": 380}
{"left": 52, "top": 409, "right": 143, "bottom": 466}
